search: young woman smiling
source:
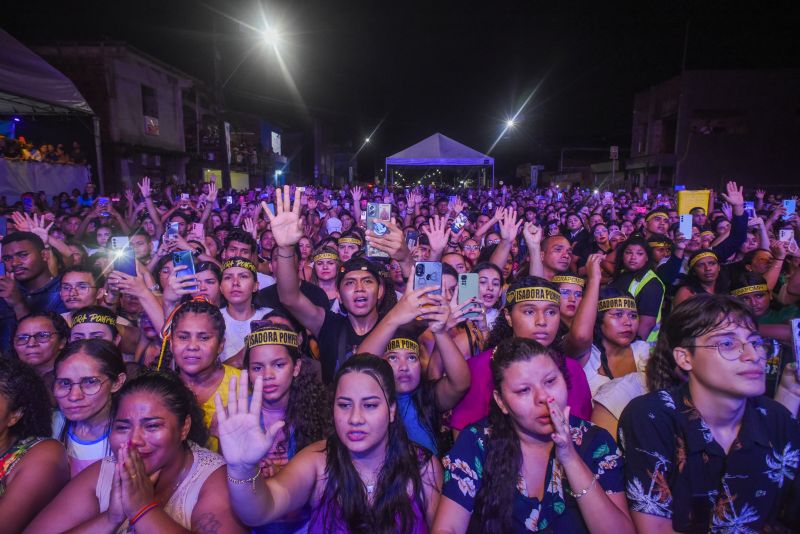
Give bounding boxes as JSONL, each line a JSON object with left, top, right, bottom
{"left": 431, "top": 338, "right": 633, "bottom": 534}
{"left": 28, "top": 371, "right": 246, "bottom": 533}
{"left": 218, "top": 354, "right": 442, "bottom": 533}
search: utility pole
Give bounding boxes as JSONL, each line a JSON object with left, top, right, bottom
{"left": 212, "top": 17, "right": 231, "bottom": 189}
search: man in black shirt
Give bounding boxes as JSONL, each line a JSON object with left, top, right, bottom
{"left": 267, "top": 186, "right": 384, "bottom": 383}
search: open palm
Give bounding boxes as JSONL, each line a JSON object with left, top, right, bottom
{"left": 263, "top": 185, "right": 304, "bottom": 247}
{"left": 215, "top": 371, "right": 284, "bottom": 468}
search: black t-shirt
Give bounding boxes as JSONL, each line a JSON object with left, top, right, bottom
{"left": 316, "top": 309, "right": 376, "bottom": 384}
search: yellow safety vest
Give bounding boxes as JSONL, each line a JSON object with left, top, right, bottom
{"left": 628, "top": 269, "right": 664, "bottom": 344}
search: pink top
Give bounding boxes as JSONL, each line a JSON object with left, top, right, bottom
{"left": 449, "top": 349, "right": 593, "bottom": 430}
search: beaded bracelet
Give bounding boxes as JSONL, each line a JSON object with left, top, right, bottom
{"left": 568, "top": 473, "right": 600, "bottom": 500}
{"left": 130, "top": 502, "right": 158, "bottom": 525}
{"left": 226, "top": 468, "right": 261, "bottom": 493}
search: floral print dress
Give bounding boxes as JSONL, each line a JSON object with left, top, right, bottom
{"left": 442, "top": 416, "right": 624, "bottom": 532}
{"left": 618, "top": 384, "right": 800, "bottom": 532}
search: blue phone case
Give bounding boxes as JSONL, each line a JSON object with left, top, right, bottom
{"left": 172, "top": 251, "right": 198, "bottom": 291}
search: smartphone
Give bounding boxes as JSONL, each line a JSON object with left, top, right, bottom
{"left": 458, "top": 273, "right": 480, "bottom": 318}
{"left": 98, "top": 197, "right": 109, "bottom": 206}
{"left": 413, "top": 261, "right": 442, "bottom": 296}
{"left": 448, "top": 195, "right": 457, "bottom": 204}
{"left": 780, "top": 229, "right": 793, "bottom": 242}
{"left": 343, "top": 202, "right": 350, "bottom": 210}
{"left": 679, "top": 214, "right": 693, "bottom": 239}
{"left": 266, "top": 203, "right": 275, "bottom": 215}
{"left": 166, "top": 222, "right": 180, "bottom": 241}
{"left": 172, "top": 250, "right": 198, "bottom": 291}
{"left": 23, "top": 197, "right": 33, "bottom": 213}
{"left": 634, "top": 206, "right": 647, "bottom": 214}
{"left": 791, "top": 318, "right": 800, "bottom": 381}
{"left": 113, "top": 247, "right": 137, "bottom": 277}
{"left": 642, "top": 192, "right": 648, "bottom": 201}
{"left": 366, "top": 203, "right": 392, "bottom": 258}
{"left": 225, "top": 196, "right": 233, "bottom": 205}
{"left": 406, "top": 230, "right": 419, "bottom": 249}
{"left": 556, "top": 192, "right": 563, "bottom": 201}
{"left": 190, "top": 223, "right": 205, "bottom": 239}
{"left": 110, "top": 236, "right": 129, "bottom": 251}
{"left": 487, "top": 201, "right": 493, "bottom": 210}
{"left": 783, "top": 199, "right": 796, "bottom": 221}
{"left": 298, "top": 187, "right": 306, "bottom": 193}
{"left": 111, "top": 195, "right": 120, "bottom": 202}
{"left": 451, "top": 212, "right": 468, "bottom": 234}
{"left": 331, "top": 199, "right": 339, "bottom": 207}
{"left": 0, "top": 216, "right": 6, "bottom": 236}
{"left": 0, "top": 261, "right": 5, "bottom": 276}
{"left": 744, "top": 201, "right": 755, "bottom": 219}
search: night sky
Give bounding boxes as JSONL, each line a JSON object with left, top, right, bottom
{"left": 6, "top": 0, "right": 799, "bottom": 175}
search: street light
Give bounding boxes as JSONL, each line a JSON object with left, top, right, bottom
{"left": 506, "top": 119, "right": 515, "bottom": 128}
{"left": 365, "top": 137, "right": 370, "bottom": 143}
{"left": 261, "top": 26, "right": 282, "bottom": 48}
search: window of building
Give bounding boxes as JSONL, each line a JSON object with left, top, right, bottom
{"left": 690, "top": 109, "right": 748, "bottom": 135}
{"left": 141, "top": 85, "right": 158, "bottom": 118}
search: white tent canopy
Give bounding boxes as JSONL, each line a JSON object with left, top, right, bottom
{"left": 385, "top": 132, "right": 494, "bottom": 185}
{"left": 0, "top": 28, "right": 93, "bottom": 115}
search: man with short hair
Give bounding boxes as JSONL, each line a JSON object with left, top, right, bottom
{"left": 0, "top": 231, "right": 67, "bottom": 347}
{"left": 222, "top": 228, "right": 274, "bottom": 288}
{"left": 269, "top": 187, "right": 385, "bottom": 383}
{"left": 219, "top": 257, "right": 271, "bottom": 367}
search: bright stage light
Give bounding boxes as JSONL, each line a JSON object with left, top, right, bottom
{"left": 365, "top": 137, "right": 370, "bottom": 143}
{"left": 262, "top": 26, "right": 282, "bottom": 48}
{"left": 506, "top": 119, "right": 515, "bottom": 128}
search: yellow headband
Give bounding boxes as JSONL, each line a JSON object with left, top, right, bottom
{"left": 730, "top": 284, "right": 769, "bottom": 297}
{"left": 313, "top": 252, "right": 339, "bottom": 263}
{"left": 506, "top": 286, "right": 560, "bottom": 307}
{"left": 552, "top": 275, "right": 585, "bottom": 287}
{"left": 338, "top": 237, "right": 362, "bottom": 247}
{"left": 700, "top": 231, "right": 715, "bottom": 239}
{"left": 648, "top": 241, "right": 670, "bottom": 249}
{"left": 646, "top": 212, "right": 667, "bottom": 222}
{"left": 688, "top": 251, "right": 718, "bottom": 270}
{"left": 597, "top": 297, "right": 637, "bottom": 312}
{"left": 387, "top": 338, "right": 419, "bottom": 354}
{"left": 222, "top": 258, "right": 257, "bottom": 274}
{"left": 72, "top": 312, "right": 116, "bottom": 327}
{"left": 246, "top": 329, "right": 299, "bottom": 349}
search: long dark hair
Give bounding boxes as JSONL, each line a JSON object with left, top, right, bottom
{"left": 646, "top": 294, "right": 757, "bottom": 391}
{"left": 315, "top": 354, "right": 427, "bottom": 534}
{"left": 474, "top": 338, "right": 565, "bottom": 533}
{"left": 592, "top": 286, "right": 636, "bottom": 379}
{"left": 111, "top": 370, "right": 208, "bottom": 446}
{"left": 243, "top": 323, "right": 331, "bottom": 452}
{"left": 0, "top": 358, "right": 53, "bottom": 439}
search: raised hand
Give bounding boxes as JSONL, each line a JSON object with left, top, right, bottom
{"left": 207, "top": 182, "right": 218, "bottom": 203}
{"left": 242, "top": 217, "right": 258, "bottom": 240}
{"left": 215, "top": 371, "right": 285, "bottom": 469}
{"left": 351, "top": 186, "right": 363, "bottom": 203}
{"left": 138, "top": 176, "right": 152, "bottom": 199}
{"left": 721, "top": 180, "right": 744, "bottom": 207}
{"left": 263, "top": 185, "right": 304, "bottom": 247}
{"left": 365, "top": 217, "right": 409, "bottom": 261}
{"left": 522, "top": 221, "right": 543, "bottom": 247}
{"left": 450, "top": 197, "right": 465, "bottom": 215}
{"left": 755, "top": 189, "right": 766, "bottom": 200}
{"left": 721, "top": 202, "right": 733, "bottom": 222}
{"left": 585, "top": 253, "right": 604, "bottom": 280}
{"left": 499, "top": 207, "right": 522, "bottom": 242}
{"left": 389, "top": 285, "right": 441, "bottom": 325}
{"left": 547, "top": 399, "right": 576, "bottom": 462}
{"left": 423, "top": 214, "right": 452, "bottom": 259}
{"left": 10, "top": 211, "right": 32, "bottom": 232}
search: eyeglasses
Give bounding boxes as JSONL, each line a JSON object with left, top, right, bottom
{"left": 60, "top": 283, "right": 95, "bottom": 294}
{"left": 14, "top": 331, "right": 58, "bottom": 346}
{"left": 684, "top": 337, "right": 774, "bottom": 361}
{"left": 463, "top": 245, "right": 480, "bottom": 251}
{"left": 53, "top": 376, "right": 108, "bottom": 398}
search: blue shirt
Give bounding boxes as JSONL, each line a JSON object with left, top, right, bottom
{"left": 0, "top": 275, "right": 66, "bottom": 349}
{"left": 398, "top": 392, "right": 438, "bottom": 455}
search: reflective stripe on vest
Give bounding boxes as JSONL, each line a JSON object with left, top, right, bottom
{"left": 628, "top": 269, "right": 664, "bottom": 343}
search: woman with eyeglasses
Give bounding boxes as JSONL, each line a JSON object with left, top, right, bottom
{"left": 51, "top": 340, "right": 126, "bottom": 477}
{"left": 619, "top": 295, "right": 800, "bottom": 532}
{"left": 462, "top": 238, "right": 481, "bottom": 269}
{"left": 12, "top": 311, "right": 70, "bottom": 384}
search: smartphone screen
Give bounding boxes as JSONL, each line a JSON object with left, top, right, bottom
{"left": 113, "top": 248, "right": 137, "bottom": 276}
{"left": 458, "top": 273, "right": 480, "bottom": 318}
{"left": 0, "top": 216, "right": 6, "bottom": 236}
{"left": 406, "top": 230, "right": 419, "bottom": 249}
{"left": 23, "top": 197, "right": 33, "bottom": 212}
{"left": 451, "top": 212, "right": 469, "bottom": 234}
{"left": 783, "top": 199, "right": 796, "bottom": 221}
{"left": 166, "top": 222, "right": 180, "bottom": 241}
{"left": 172, "top": 251, "right": 198, "bottom": 291}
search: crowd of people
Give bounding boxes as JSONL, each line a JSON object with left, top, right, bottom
{"left": 0, "top": 176, "right": 798, "bottom": 533}
{"left": 0, "top": 136, "right": 88, "bottom": 165}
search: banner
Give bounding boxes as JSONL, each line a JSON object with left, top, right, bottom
{"left": 0, "top": 159, "right": 89, "bottom": 202}
{"left": 677, "top": 189, "right": 711, "bottom": 215}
